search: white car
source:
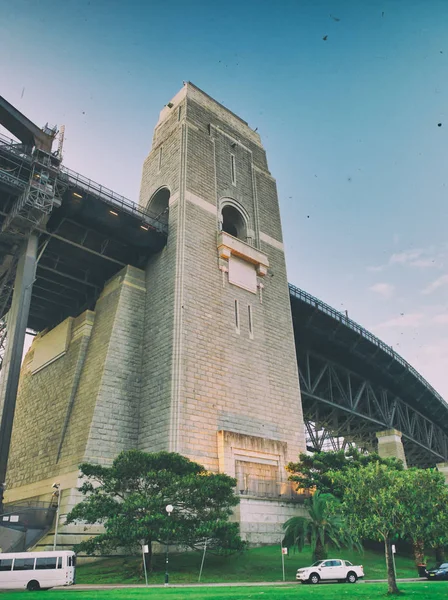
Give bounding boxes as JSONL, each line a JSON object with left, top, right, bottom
{"left": 296, "top": 558, "right": 364, "bottom": 584}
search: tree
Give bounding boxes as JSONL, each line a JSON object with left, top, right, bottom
{"left": 66, "top": 450, "right": 244, "bottom": 571}
{"left": 286, "top": 447, "right": 404, "bottom": 497}
{"left": 433, "top": 543, "right": 446, "bottom": 565}
{"left": 330, "top": 462, "right": 412, "bottom": 595}
{"left": 282, "top": 490, "right": 361, "bottom": 562}
{"left": 399, "top": 468, "right": 448, "bottom": 566}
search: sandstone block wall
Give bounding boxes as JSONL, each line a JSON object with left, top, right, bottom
{"left": 5, "top": 266, "right": 145, "bottom": 498}
{"left": 138, "top": 82, "right": 305, "bottom": 476}
{"left": 376, "top": 429, "right": 407, "bottom": 468}
{"left": 5, "top": 83, "right": 307, "bottom": 548}
{"left": 239, "top": 498, "right": 307, "bottom": 545}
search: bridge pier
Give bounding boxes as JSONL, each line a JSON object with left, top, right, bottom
{"left": 436, "top": 462, "right": 448, "bottom": 484}
{"left": 376, "top": 429, "right": 407, "bottom": 468}
{"left": 0, "top": 234, "right": 38, "bottom": 513}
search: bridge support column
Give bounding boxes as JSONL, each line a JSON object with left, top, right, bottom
{"left": 436, "top": 462, "right": 448, "bottom": 484}
{"left": 376, "top": 429, "right": 407, "bottom": 468}
{"left": 0, "top": 234, "right": 38, "bottom": 513}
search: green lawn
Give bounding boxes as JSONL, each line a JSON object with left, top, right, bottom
{"left": 74, "top": 545, "right": 421, "bottom": 585}
{"left": 0, "top": 582, "right": 448, "bottom": 599}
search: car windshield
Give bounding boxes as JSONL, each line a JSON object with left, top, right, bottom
{"left": 438, "top": 563, "right": 448, "bottom": 569}
{"left": 311, "top": 561, "right": 324, "bottom": 567}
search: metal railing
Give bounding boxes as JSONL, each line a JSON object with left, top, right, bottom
{"left": 3, "top": 499, "right": 55, "bottom": 510}
{"left": 0, "top": 133, "right": 32, "bottom": 190}
{"left": 289, "top": 284, "right": 447, "bottom": 408}
{"left": 0, "top": 132, "right": 33, "bottom": 162}
{"left": 59, "top": 166, "right": 167, "bottom": 234}
{"left": 0, "top": 131, "right": 167, "bottom": 235}
{"left": 1, "top": 501, "right": 56, "bottom": 529}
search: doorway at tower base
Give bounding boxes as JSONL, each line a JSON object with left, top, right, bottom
{"left": 217, "top": 431, "right": 308, "bottom": 544}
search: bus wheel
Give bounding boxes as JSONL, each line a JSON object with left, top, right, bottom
{"left": 27, "top": 580, "right": 40, "bottom": 591}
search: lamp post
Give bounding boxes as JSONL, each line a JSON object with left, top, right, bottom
{"left": 164, "top": 504, "right": 173, "bottom": 586}
{"left": 52, "top": 483, "right": 61, "bottom": 551}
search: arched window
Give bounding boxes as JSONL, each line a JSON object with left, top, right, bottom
{"left": 221, "top": 204, "right": 247, "bottom": 241}
{"left": 147, "top": 187, "right": 170, "bottom": 225}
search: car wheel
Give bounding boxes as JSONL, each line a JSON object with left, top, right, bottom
{"left": 27, "top": 580, "right": 40, "bottom": 591}
{"left": 309, "top": 573, "right": 320, "bottom": 584}
{"left": 346, "top": 572, "right": 358, "bottom": 584}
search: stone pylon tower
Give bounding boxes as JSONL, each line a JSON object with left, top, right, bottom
{"left": 4, "top": 83, "right": 306, "bottom": 546}
{"left": 137, "top": 83, "right": 306, "bottom": 538}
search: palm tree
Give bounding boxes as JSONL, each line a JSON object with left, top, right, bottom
{"left": 282, "top": 490, "right": 361, "bottom": 561}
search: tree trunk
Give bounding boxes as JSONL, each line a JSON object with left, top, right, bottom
{"left": 313, "top": 538, "right": 327, "bottom": 562}
{"left": 435, "top": 545, "right": 446, "bottom": 564}
{"left": 384, "top": 537, "right": 399, "bottom": 595}
{"left": 413, "top": 539, "right": 425, "bottom": 566}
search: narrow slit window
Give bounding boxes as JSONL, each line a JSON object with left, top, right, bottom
{"left": 178, "top": 105, "right": 182, "bottom": 121}
{"left": 248, "top": 304, "right": 253, "bottom": 338}
{"left": 158, "top": 147, "right": 163, "bottom": 172}
{"left": 234, "top": 299, "right": 240, "bottom": 333}
{"left": 231, "top": 154, "right": 236, "bottom": 185}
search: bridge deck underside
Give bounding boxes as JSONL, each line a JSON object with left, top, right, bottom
{"left": 290, "top": 291, "right": 448, "bottom": 467}
{"left": 0, "top": 137, "right": 167, "bottom": 331}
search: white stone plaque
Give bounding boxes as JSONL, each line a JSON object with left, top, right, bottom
{"left": 228, "top": 256, "right": 257, "bottom": 294}
{"left": 31, "top": 318, "right": 73, "bottom": 374}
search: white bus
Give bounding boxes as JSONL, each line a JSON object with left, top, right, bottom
{"left": 0, "top": 550, "right": 76, "bottom": 590}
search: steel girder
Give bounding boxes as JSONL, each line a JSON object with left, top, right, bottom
{"left": 298, "top": 350, "right": 448, "bottom": 467}
{"left": 305, "top": 420, "right": 357, "bottom": 453}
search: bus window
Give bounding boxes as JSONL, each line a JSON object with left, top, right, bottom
{"left": 0, "top": 559, "right": 12, "bottom": 571}
{"left": 36, "top": 557, "right": 57, "bottom": 570}
{"left": 57, "top": 556, "right": 63, "bottom": 569}
{"left": 13, "top": 558, "right": 35, "bottom": 570}
{"left": 67, "top": 555, "right": 76, "bottom": 567}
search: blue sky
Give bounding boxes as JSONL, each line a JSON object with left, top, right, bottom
{"left": 1, "top": 0, "right": 447, "bottom": 397}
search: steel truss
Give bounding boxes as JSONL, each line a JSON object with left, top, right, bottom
{"left": 299, "top": 351, "right": 448, "bottom": 467}
{"left": 289, "top": 285, "right": 445, "bottom": 407}
{"left": 305, "top": 421, "right": 357, "bottom": 453}
{"left": 0, "top": 144, "right": 66, "bottom": 347}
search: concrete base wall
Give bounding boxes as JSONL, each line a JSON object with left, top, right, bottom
{"left": 238, "top": 497, "right": 307, "bottom": 545}
{"left": 437, "top": 462, "right": 448, "bottom": 484}
{"left": 7, "top": 476, "right": 305, "bottom": 551}
{"left": 23, "top": 490, "right": 305, "bottom": 551}
{"left": 5, "top": 479, "right": 102, "bottom": 553}
{"left": 376, "top": 429, "right": 407, "bottom": 468}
